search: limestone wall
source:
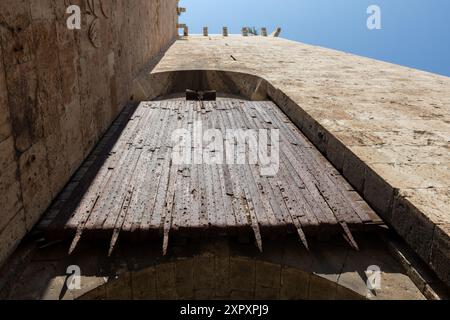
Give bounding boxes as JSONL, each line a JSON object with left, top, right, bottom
{"left": 0, "top": 0, "right": 178, "bottom": 265}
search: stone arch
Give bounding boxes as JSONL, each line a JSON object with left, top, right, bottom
{"left": 78, "top": 255, "right": 365, "bottom": 300}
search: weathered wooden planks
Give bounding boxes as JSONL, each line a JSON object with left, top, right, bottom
{"left": 46, "top": 98, "right": 381, "bottom": 254}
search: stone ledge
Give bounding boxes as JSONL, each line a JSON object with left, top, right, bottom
{"left": 431, "top": 224, "right": 450, "bottom": 286}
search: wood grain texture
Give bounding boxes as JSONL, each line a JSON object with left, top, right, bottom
{"left": 46, "top": 99, "right": 381, "bottom": 254}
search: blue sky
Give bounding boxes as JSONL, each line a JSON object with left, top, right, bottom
{"left": 180, "top": 0, "right": 450, "bottom": 77}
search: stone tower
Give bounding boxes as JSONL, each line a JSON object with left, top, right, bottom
{"left": 0, "top": 1, "right": 448, "bottom": 300}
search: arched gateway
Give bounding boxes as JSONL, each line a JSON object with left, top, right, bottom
{"left": 2, "top": 74, "right": 429, "bottom": 299}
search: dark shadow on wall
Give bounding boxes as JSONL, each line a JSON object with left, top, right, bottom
{"left": 3, "top": 235, "right": 399, "bottom": 300}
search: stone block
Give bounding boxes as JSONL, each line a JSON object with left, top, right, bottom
{"left": 4, "top": 61, "right": 41, "bottom": 152}
{"left": 255, "top": 261, "right": 281, "bottom": 289}
{"left": 132, "top": 267, "right": 157, "bottom": 300}
{"left": 336, "top": 286, "right": 365, "bottom": 300}
{"left": 230, "top": 257, "right": 255, "bottom": 293}
{"left": 255, "top": 286, "right": 279, "bottom": 300}
{"left": 0, "top": 0, "right": 181, "bottom": 269}
{"left": 0, "top": 135, "right": 15, "bottom": 171}
{"left": 156, "top": 263, "right": 177, "bottom": 299}
{"left": 342, "top": 150, "right": 366, "bottom": 193}
{"left": 175, "top": 259, "right": 194, "bottom": 299}
{"left": 364, "top": 166, "right": 394, "bottom": 221}
{"left": 0, "top": 50, "right": 11, "bottom": 142}
{"left": 370, "top": 163, "right": 450, "bottom": 190}
{"left": 392, "top": 196, "right": 435, "bottom": 263}
{"left": 194, "top": 289, "right": 215, "bottom": 300}
{"left": 79, "top": 286, "right": 107, "bottom": 300}
{"left": 193, "top": 255, "right": 215, "bottom": 290}
{"left": 29, "top": 0, "right": 55, "bottom": 21}
{"left": 0, "top": 210, "right": 27, "bottom": 267}
{"left": 275, "top": 94, "right": 306, "bottom": 131}
{"left": 301, "top": 114, "right": 328, "bottom": 153}
{"left": 215, "top": 257, "right": 230, "bottom": 298}
{"left": 72, "top": 277, "right": 108, "bottom": 300}
{"left": 0, "top": 0, "right": 34, "bottom": 67}
{"left": 44, "top": 133, "right": 69, "bottom": 198}
{"left": 309, "top": 275, "right": 337, "bottom": 300}
{"left": 41, "top": 276, "right": 68, "bottom": 300}
{"left": 400, "top": 188, "right": 450, "bottom": 225}
{"left": 18, "top": 140, "right": 52, "bottom": 231}
{"left": 337, "top": 270, "right": 370, "bottom": 299}
{"left": 0, "top": 162, "right": 22, "bottom": 231}
{"left": 280, "top": 267, "right": 309, "bottom": 300}
{"left": 230, "top": 290, "right": 254, "bottom": 300}
{"left": 7, "top": 260, "right": 59, "bottom": 299}
{"left": 326, "top": 134, "right": 346, "bottom": 172}
{"left": 0, "top": 139, "right": 21, "bottom": 229}
{"left": 430, "top": 224, "right": 450, "bottom": 287}
{"left": 310, "top": 243, "right": 347, "bottom": 283}
{"left": 105, "top": 273, "right": 132, "bottom": 300}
